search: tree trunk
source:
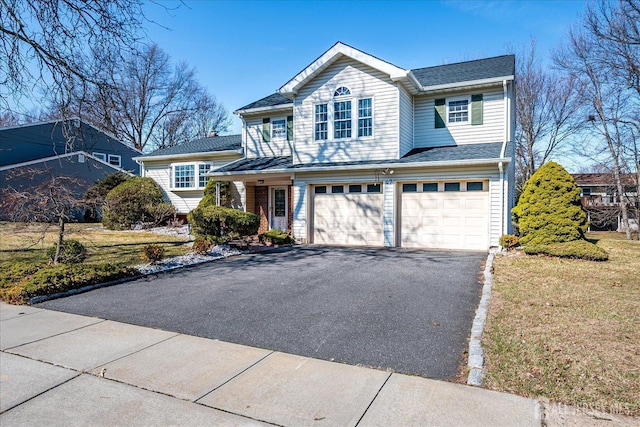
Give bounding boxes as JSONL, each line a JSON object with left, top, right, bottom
{"left": 54, "top": 216, "right": 65, "bottom": 264}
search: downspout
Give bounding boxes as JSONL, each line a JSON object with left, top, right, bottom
{"left": 498, "top": 79, "right": 509, "bottom": 243}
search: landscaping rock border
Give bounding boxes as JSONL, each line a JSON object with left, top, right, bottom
{"left": 467, "top": 249, "right": 498, "bottom": 386}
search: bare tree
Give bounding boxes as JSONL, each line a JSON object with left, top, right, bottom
{"left": 555, "top": 0, "right": 639, "bottom": 240}
{"left": 0, "top": 0, "right": 146, "bottom": 114}
{"left": 50, "top": 43, "right": 231, "bottom": 152}
{"left": 513, "top": 39, "right": 583, "bottom": 195}
{"left": 0, "top": 168, "right": 86, "bottom": 263}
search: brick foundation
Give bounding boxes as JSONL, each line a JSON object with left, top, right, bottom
{"left": 254, "top": 186, "right": 269, "bottom": 234}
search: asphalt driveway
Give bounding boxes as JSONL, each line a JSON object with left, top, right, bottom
{"left": 39, "top": 246, "right": 486, "bottom": 380}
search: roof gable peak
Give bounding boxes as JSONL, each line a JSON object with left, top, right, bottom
{"left": 279, "top": 41, "right": 410, "bottom": 96}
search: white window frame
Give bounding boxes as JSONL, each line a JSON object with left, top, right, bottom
{"left": 271, "top": 117, "right": 287, "bottom": 140}
{"left": 108, "top": 154, "right": 122, "bottom": 167}
{"left": 313, "top": 87, "right": 374, "bottom": 142}
{"left": 358, "top": 97, "right": 373, "bottom": 137}
{"left": 170, "top": 162, "right": 215, "bottom": 190}
{"left": 447, "top": 96, "right": 471, "bottom": 125}
{"left": 314, "top": 103, "right": 328, "bottom": 141}
{"left": 92, "top": 152, "right": 107, "bottom": 162}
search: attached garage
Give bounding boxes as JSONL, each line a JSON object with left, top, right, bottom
{"left": 312, "top": 183, "right": 383, "bottom": 246}
{"left": 400, "top": 181, "right": 489, "bottom": 250}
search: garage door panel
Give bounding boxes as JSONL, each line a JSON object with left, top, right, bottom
{"left": 401, "top": 190, "right": 488, "bottom": 250}
{"left": 313, "top": 192, "right": 383, "bottom": 246}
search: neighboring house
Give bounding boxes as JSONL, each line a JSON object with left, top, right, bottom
{"left": 134, "top": 135, "right": 244, "bottom": 214}
{"left": 572, "top": 173, "right": 639, "bottom": 232}
{"left": 0, "top": 119, "right": 141, "bottom": 219}
{"left": 142, "top": 42, "right": 516, "bottom": 250}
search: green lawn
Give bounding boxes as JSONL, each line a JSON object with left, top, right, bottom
{"left": 0, "top": 222, "right": 192, "bottom": 303}
{"left": 482, "top": 232, "right": 640, "bottom": 416}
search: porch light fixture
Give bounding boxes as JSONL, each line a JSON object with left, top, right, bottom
{"left": 258, "top": 179, "right": 264, "bottom": 184}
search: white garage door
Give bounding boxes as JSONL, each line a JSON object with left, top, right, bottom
{"left": 400, "top": 181, "right": 489, "bottom": 250}
{"left": 313, "top": 183, "right": 383, "bottom": 246}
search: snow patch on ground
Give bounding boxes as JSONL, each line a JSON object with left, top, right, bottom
{"left": 135, "top": 245, "right": 241, "bottom": 275}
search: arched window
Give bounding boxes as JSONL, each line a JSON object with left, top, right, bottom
{"left": 334, "top": 86, "right": 351, "bottom": 97}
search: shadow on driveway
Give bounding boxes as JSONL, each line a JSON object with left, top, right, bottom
{"left": 39, "top": 245, "right": 486, "bottom": 380}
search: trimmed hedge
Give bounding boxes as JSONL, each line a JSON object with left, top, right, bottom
{"left": 0, "top": 263, "right": 139, "bottom": 304}
{"left": 188, "top": 205, "right": 259, "bottom": 240}
{"left": 523, "top": 240, "right": 608, "bottom": 261}
{"left": 500, "top": 234, "right": 519, "bottom": 250}
{"left": 512, "top": 161, "right": 588, "bottom": 246}
{"left": 102, "top": 177, "right": 175, "bottom": 230}
{"left": 259, "top": 229, "right": 295, "bottom": 245}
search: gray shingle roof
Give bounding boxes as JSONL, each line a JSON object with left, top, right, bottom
{"left": 212, "top": 142, "right": 508, "bottom": 174}
{"left": 411, "top": 55, "right": 515, "bottom": 88}
{"left": 237, "top": 93, "right": 293, "bottom": 112}
{"left": 215, "top": 156, "right": 293, "bottom": 172}
{"left": 139, "top": 134, "right": 241, "bottom": 158}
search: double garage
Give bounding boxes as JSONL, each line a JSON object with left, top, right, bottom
{"left": 311, "top": 180, "right": 489, "bottom": 250}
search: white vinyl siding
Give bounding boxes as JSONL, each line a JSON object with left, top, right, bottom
{"left": 398, "top": 85, "right": 413, "bottom": 157}
{"left": 141, "top": 154, "right": 242, "bottom": 214}
{"left": 244, "top": 112, "right": 294, "bottom": 159}
{"left": 489, "top": 176, "right": 503, "bottom": 247}
{"left": 293, "top": 57, "right": 398, "bottom": 165}
{"left": 413, "top": 88, "right": 504, "bottom": 148}
{"left": 293, "top": 181, "right": 307, "bottom": 241}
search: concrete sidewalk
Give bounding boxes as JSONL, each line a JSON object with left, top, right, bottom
{"left": 1, "top": 302, "right": 541, "bottom": 426}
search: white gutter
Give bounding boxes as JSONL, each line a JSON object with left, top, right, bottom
{"left": 208, "top": 157, "right": 511, "bottom": 178}
{"left": 234, "top": 104, "right": 294, "bottom": 116}
{"left": 420, "top": 75, "right": 514, "bottom": 94}
{"left": 133, "top": 149, "right": 243, "bottom": 162}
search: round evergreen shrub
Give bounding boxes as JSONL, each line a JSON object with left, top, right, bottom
{"left": 188, "top": 205, "right": 259, "bottom": 239}
{"left": 102, "top": 177, "right": 170, "bottom": 230}
{"left": 46, "top": 239, "right": 87, "bottom": 264}
{"left": 512, "top": 161, "right": 588, "bottom": 246}
{"left": 142, "top": 244, "right": 164, "bottom": 263}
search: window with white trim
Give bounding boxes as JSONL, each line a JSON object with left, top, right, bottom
{"left": 334, "top": 100, "right": 352, "bottom": 139}
{"left": 93, "top": 152, "right": 106, "bottom": 162}
{"left": 108, "top": 154, "right": 121, "bottom": 167}
{"left": 272, "top": 119, "right": 286, "bottom": 139}
{"left": 315, "top": 104, "right": 328, "bottom": 141}
{"left": 358, "top": 98, "right": 372, "bottom": 137}
{"left": 448, "top": 98, "right": 469, "bottom": 123}
{"left": 174, "top": 164, "right": 195, "bottom": 189}
{"left": 199, "top": 164, "right": 212, "bottom": 188}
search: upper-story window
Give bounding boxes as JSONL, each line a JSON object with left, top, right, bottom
{"left": 92, "top": 152, "right": 107, "bottom": 162}
{"left": 448, "top": 99, "right": 469, "bottom": 123}
{"left": 435, "top": 94, "right": 483, "bottom": 128}
{"left": 358, "top": 98, "right": 372, "bottom": 137}
{"left": 334, "top": 100, "right": 352, "bottom": 139}
{"left": 334, "top": 86, "right": 351, "bottom": 97}
{"left": 108, "top": 154, "right": 122, "bottom": 167}
{"left": 315, "top": 104, "right": 328, "bottom": 141}
{"left": 272, "top": 119, "right": 286, "bottom": 139}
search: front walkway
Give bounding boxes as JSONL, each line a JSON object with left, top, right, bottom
{"left": 0, "top": 302, "right": 540, "bottom": 426}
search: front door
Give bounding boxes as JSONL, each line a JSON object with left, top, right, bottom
{"left": 270, "top": 187, "right": 288, "bottom": 230}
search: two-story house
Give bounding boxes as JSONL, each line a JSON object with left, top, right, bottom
{"left": 138, "top": 42, "right": 516, "bottom": 250}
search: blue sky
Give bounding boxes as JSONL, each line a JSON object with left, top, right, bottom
{"left": 144, "top": 0, "right": 587, "bottom": 134}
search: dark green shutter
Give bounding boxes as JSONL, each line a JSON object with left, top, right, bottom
{"left": 287, "top": 115, "right": 293, "bottom": 141}
{"left": 471, "top": 94, "right": 483, "bottom": 125}
{"left": 434, "top": 98, "right": 446, "bottom": 128}
{"left": 262, "top": 118, "right": 270, "bottom": 142}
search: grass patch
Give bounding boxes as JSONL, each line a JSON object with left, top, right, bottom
{"left": 483, "top": 232, "right": 640, "bottom": 416}
{"left": 0, "top": 222, "right": 191, "bottom": 303}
